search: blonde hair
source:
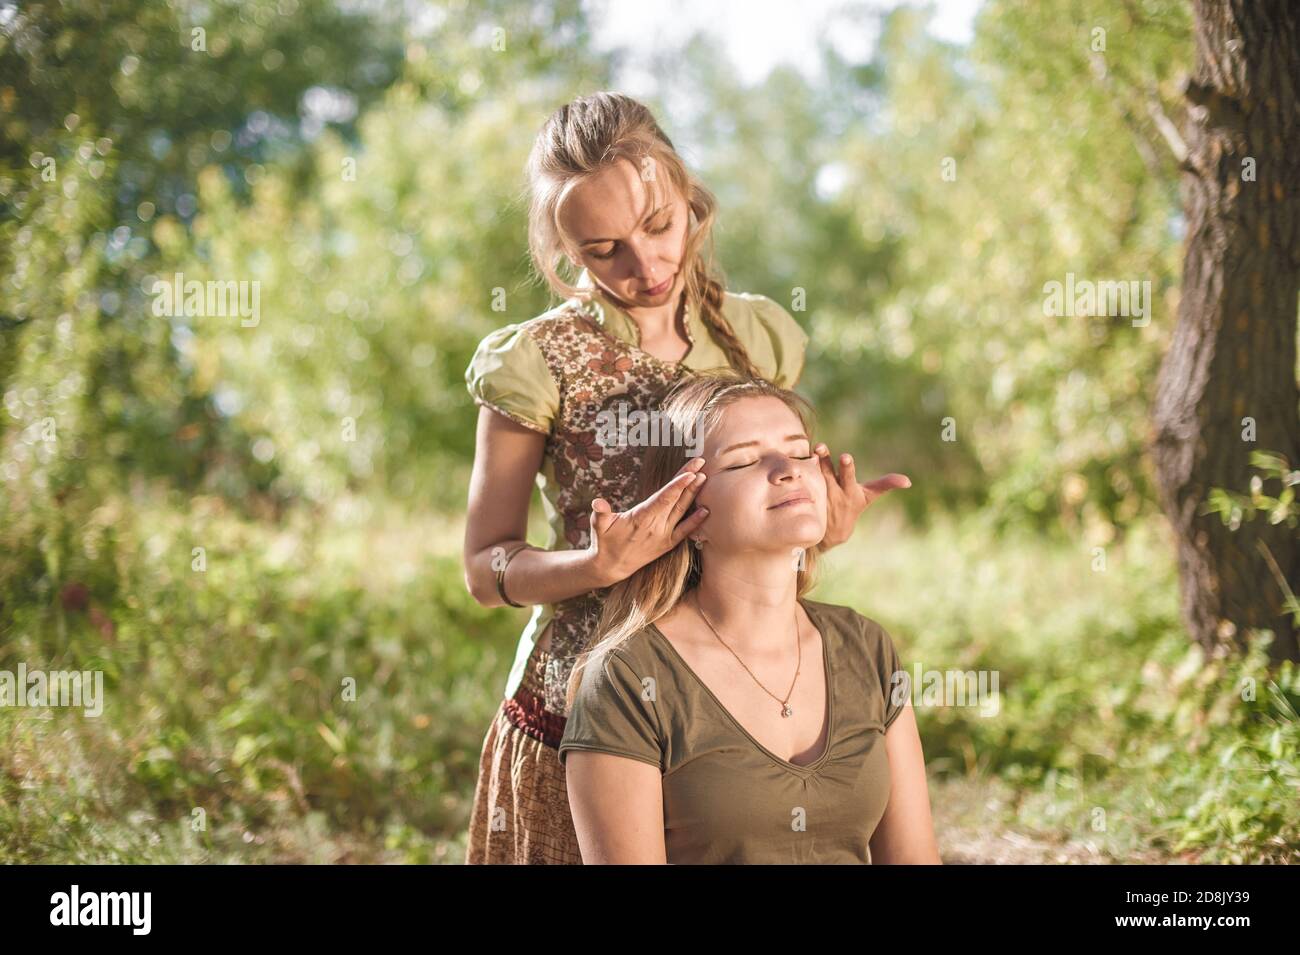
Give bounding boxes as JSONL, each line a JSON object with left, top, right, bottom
{"left": 525, "top": 91, "right": 765, "bottom": 380}
{"left": 565, "top": 371, "right": 823, "bottom": 711}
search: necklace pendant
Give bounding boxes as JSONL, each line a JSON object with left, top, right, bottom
{"left": 781, "top": 703, "right": 793, "bottom": 718}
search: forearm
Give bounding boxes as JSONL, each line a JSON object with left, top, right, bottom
{"left": 466, "top": 543, "right": 616, "bottom": 608}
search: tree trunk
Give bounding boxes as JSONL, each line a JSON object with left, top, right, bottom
{"left": 1151, "top": 0, "right": 1300, "bottom": 665}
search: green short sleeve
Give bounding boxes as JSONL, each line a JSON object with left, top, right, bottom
{"left": 464, "top": 323, "right": 560, "bottom": 435}
{"left": 559, "top": 650, "right": 664, "bottom": 770}
{"left": 873, "top": 619, "right": 908, "bottom": 730}
{"left": 749, "top": 294, "right": 810, "bottom": 389}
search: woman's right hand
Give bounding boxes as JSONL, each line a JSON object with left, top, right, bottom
{"left": 586, "top": 457, "right": 709, "bottom": 587}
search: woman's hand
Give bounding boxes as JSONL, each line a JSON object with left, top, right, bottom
{"left": 586, "top": 457, "right": 710, "bottom": 587}
{"left": 814, "top": 443, "right": 911, "bottom": 550}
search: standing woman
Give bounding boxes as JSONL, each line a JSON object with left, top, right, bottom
{"left": 462, "top": 91, "right": 906, "bottom": 864}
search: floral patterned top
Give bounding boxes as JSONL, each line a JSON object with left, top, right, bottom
{"left": 464, "top": 268, "right": 810, "bottom": 717}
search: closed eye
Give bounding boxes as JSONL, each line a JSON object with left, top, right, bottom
{"left": 724, "top": 453, "right": 815, "bottom": 471}
{"left": 590, "top": 219, "right": 674, "bottom": 261}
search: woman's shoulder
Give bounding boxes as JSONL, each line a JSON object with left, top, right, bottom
{"left": 469, "top": 297, "right": 589, "bottom": 351}
{"left": 565, "top": 629, "right": 677, "bottom": 731}
{"left": 719, "top": 290, "right": 810, "bottom": 388}
{"left": 804, "top": 599, "right": 908, "bottom": 730}
{"left": 802, "top": 599, "right": 897, "bottom": 658}
{"left": 801, "top": 596, "right": 871, "bottom": 629}
{"left": 720, "top": 290, "right": 804, "bottom": 336}
{"left": 585, "top": 615, "right": 698, "bottom": 690}
{"left": 595, "top": 625, "right": 673, "bottom": 675}
{"left": 465, "top": 305, "right": 582, "bottom": 434}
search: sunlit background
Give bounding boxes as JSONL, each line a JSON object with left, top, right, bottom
{"left": 1, "top": 0, "right": 1295, "bottom": 863}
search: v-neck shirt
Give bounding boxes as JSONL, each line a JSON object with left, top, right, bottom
{"left": 558, "top": 598, "right": 907, "bottom": 864}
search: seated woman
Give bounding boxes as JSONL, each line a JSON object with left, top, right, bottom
{"left": 559, "top": 372, "right": 942, "bottom": 864}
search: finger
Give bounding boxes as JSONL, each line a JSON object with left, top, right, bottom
{"left": 590, "top": 497, "right": 614, "bottom": 532}
{"left": 670, "top": 467, "right": 712, "bottom": 527}
{"left": 838, "top": 453, "right": 857, "bottom": 492}
{"left": 646, "top": 467, "right": 706, "bottom": 520}
{"left": 668, "top": 456, "right": 707, "bottom": 506}
{"left": 668, "top": 503, "right": 710, "bottom": 547}
{"left": 861, "top": 473, "right": 912, "bottom": 503}
{"left": 814, "top": 443, "right": 840, "bottom": 491}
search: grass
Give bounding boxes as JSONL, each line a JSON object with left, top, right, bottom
{"left": 1, "top": 488, "right": 521, "bottom": 863}
{"left": 1, "top": 490, "right": 1296, "bottom": 863}
{"left": 817, "top": 508, "right": 1300, "bottom": 863}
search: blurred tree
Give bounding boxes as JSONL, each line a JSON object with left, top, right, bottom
{"left": 608, "top": 16, "right": 981, "bottom": 525}
{"left": 1, "top": 0, "right": 405, "bottom": 495}
{"left": 821, "top": 1, "right": 1191, "bottom": 539}
{"left": 174, "top": 0, "right": 609, "bottom": 507}
{"left": 0, "top": 0, "right": 404, "bottom": 622}
{"left": 1151, "top": 0, "right": 1300, "bottom": 663}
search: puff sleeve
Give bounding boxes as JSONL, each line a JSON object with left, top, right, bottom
{"left": 464, "top": 323, "right": 560, "bottom": 435}
{"left": 559, "top": 650, "right": 664, "bottom": 771}
{"left": 749, "top": 294, "right": 810, "bottom": 389}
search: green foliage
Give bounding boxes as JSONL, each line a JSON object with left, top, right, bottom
{"left": 0, "top": 491, "right": 521, "bottom": 862}
{"left": 823, "top": 513, "right": 1300, "bottom": 863}
{"left": 822, "top": 0, "right": 1193, "bottom": 534}
{"left": 1, "top": 0, "right": 409, "bottom": 616}
{"left": 1205, "top": 451, "right": 1300, "bottom": 534}
{"left": 1, "top": 0, "right": 1294, "bottom": 863}
{"left": 1204, "top": 450, "right": 1300, "bottom": 627}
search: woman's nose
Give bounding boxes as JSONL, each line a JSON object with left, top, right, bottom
{"left": 626, "top": 240, "right": 656, "bottom": 280}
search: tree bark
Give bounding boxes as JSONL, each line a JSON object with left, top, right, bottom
{"left": 1151, "top": 0, "right": 1300, "bottom": 665}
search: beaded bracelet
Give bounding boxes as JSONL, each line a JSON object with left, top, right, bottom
{"left": 495, "top": 542, "right": 532, "bottom": 608}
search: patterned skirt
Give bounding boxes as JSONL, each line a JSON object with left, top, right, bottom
{"left": 464, "top": 641, "right": 582, "bottom": 864}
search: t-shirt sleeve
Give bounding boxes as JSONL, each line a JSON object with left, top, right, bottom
{"left": 464, "top": 323, "right": 560, "bottom": 435}
{"left": 863, "top": 615, "right": 908, "bottom": 730}
{"left": 559, "top": 649, "right": 664, "bottom": 771}
{"left": 749, "top": 294, "right": 810, "bottom": 389}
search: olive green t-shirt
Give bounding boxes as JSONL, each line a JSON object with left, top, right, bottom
{"left": 558, "top": 598, "right": 907, "bottom": 864}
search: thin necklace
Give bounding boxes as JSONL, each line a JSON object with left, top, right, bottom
{"left": 691, "top": 590, "right": 802, "bottom": 718}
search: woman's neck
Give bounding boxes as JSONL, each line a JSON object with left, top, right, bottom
{"left": 621, "top": 290, "right": 687, "bottom": 342}
{"left": 597, "top": 276, "right": 687, "bottom": 341}
{"left": 687, "top": 571, "right": 802, "bottom": 656}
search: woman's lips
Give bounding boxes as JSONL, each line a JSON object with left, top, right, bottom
{"left": 769, "top": 496, "right": 812, "bottom": 510}
{"left": 642, "top": 275, "right": 673, "bottom": 295}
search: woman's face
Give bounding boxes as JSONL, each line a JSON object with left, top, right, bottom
{"left": 557, "top": 156, "right": 690, "bottom": 308}
{"left": 689, "top": 397, "right": 828, "bottom": 554}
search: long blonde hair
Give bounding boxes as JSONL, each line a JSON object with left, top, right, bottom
{"left": 565, "top": 371, "right": 824, "bottom": 710}
{"left": 525, "top": 91, "right": 765, "bottom": 380}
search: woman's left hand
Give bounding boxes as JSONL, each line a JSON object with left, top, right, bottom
{"left": 813, "top": 443, "right": 911, "bottom": 550}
